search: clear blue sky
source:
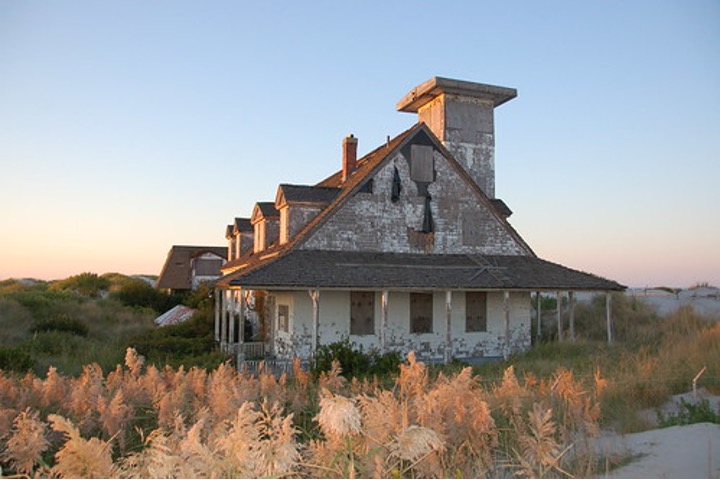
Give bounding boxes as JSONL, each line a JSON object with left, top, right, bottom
{"left": 1, "top": 1, "right": 718, "bottom": 287}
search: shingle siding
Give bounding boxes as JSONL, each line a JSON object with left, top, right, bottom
{"left": 301, "top": 148, "right": 526, "bottom": 255}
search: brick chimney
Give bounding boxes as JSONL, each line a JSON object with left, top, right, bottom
{"left": 342, "top": 134, "right": 358, "bottom": 182}
{"left": 397, "top": 77, "right": 516, "bottom": 198}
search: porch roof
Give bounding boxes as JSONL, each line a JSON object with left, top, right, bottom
{"left": 220, "top": 250, "right": 624, "bottom": 291}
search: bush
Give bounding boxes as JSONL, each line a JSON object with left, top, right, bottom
{"left": 30, "top": 314, "right": 89, "bottom": 337}
{"left": 312, "top": 338, "right": 401, "bottom": 379}
{"left": 50, "top": 272, "right": 110, "bottom": 297}
{"left": 0, "top": 345, "right": 34, "bottom": 372}
{"left": 657, "top": 398, "right": 720, "bottom": 427}
{"left": 111, "top": 280, "right": 175, "bottom": 313}
{"left": 129, "top": 307, "right": 219, "bottom": 367}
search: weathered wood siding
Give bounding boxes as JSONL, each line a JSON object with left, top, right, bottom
{"left": 301, "top": 147, "right": 527, "bottom": 255}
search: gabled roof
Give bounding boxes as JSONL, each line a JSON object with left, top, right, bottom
{"left": 222, "top": 250, "right": 624, "bottom": 291}
{"left": 251, "top": 202, "right": 279, "bottom": 224}
{"left": 157, "top": 245, "right": 227, "bottom": 290}
{"left": 233, "top": 217, "right": 252, "bottom": 234}
{"left": 292, "top": 123, "right": 533, "bottom": 254}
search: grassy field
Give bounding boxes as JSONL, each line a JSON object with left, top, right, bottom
{"left": 0, "top": 276, "right": 718, "bottom": 477}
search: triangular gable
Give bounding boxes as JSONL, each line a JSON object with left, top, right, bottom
{"left": 294, "top": 123, "right": 534, "bottom": 256}
{"left": 251, "top": 202, "right": 279, "bottom": 224}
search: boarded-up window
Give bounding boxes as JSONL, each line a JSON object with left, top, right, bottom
{"left": 194, "top": 258, "right": 222, "bottom": 276}
{"left": 350, "top": 291, "right": 374, "bottom": 335}
{"left": 466, "top": 292, "right": 487, "bottom": 332}
{"left": 410, "top": 292, "right": 433, "bottom": 334}
{"left": 410, "top": 145, "right": 434, "bottom": 182}
{"left": 278, "top": 304, "right": 289, "bottom": 333}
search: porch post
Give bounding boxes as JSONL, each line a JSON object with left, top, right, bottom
{"left": 228, "top": 290, "right": 236, "bottom": 353}
{"left": 237, "top": 288, "right": 245, "bottom": 364}
{"left": 309, "top": 289, "right": 320, "bottom": 357}
{"left": 606, "top": 292, "right": 613, "bottom": 344}
{"left": 536, "top": 291, "right": 542, "bottom": 342}
{"left": 503, "top": 291, "right": 511, "bottom": 360}
{"left": 568, "top": 291, "right": 576, "bottom": 342}
{"left": 556, "top": 291, "right": 563, "bottom": 342}
{"left": 220, "top": 289, "right": 227, "bottom": 351}
{"left": 444, "top": 290, "right": 452, "bottom": 365}
{"left": 381, "top": 290, "right": 389, "bottom": 354}
{"left": 214, "top": 288, "right": 220, "bottom": 342}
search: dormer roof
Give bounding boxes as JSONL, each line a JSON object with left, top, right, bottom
{"left": 275, "top": 184, "right": 341, "bottom": 209}
{"left": 251, "top": 202, "right": 279, "bottom": 224}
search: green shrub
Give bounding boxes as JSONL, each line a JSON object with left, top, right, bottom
{"left": 30, "top": 314, "right": 89, "bottom": 337}
{"left": 50, "top": 272, "right": 110, "bottom": 297}
{"left": 130, "top": 308, "right": 217, "bottom": 364}
{"left": 657, "top": 398, "right": 720, "bottom": 427}
{"left": 0, "top": 345, "right": 34, "bottom": 372}
{"left": 111, "top": 280, "right": 175, "bottom": 313}
{"left": 312, "top": 338, "right": 401, "bottom": 379}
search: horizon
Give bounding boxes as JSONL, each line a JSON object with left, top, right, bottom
{"left": 1, "top": 1, "right": 719, "bottom": 288}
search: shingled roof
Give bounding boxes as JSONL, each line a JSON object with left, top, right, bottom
{"left": 222, "top": 250, "right": 624, "bottom": 291}
{"left": 276, "top": 184, "right": 341, "bottom": 205}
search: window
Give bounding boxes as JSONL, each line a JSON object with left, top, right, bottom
{"left": 466, "top": 292, "right": 487, "bottom": 332}
{"left": 350, "top": 291, "right": 374, "bottom": 335}
{"left": 410, "top": 145, "right": 434, "bottom": 182}
{"left": 278, "top": 304, "right": 289, "bottom": 333}
{"left": 410, "top": 292, "right": 433, "bottom": 333}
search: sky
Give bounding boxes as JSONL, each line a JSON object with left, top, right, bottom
{"left": 1, "top": 1, "right": 718, "bottom": 288}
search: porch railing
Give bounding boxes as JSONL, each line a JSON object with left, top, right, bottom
{"left": 241, "top": 342, "right": 266, "bottom": 360}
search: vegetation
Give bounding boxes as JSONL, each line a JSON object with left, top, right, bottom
{"left": 0, "top": 274, "right": 227, "bottom": 375}
{"left": 0, "top": 349, "right": 608, "bottom": 478}
{"left": 312, "top": 338, "right": 402, "bottom": 379}
{"left": 657, "top": 398, "right": 720, "bottom": 427}
{"left": 0, "top": 274, "right": 718, "bottom": 477}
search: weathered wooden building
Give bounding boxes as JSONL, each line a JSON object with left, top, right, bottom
{"left": 215, "top": 77, "right": 624, "bottom": 366}
{"left": 157, "top": 245, "right": 227, "bottom": 295}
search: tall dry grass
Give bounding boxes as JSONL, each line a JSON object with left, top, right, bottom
{"left": 0, "top": 348, "right": 606, "bottom": 478}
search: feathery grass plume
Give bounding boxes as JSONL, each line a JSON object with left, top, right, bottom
{"left": 1, "top": 408, "right": 49, "bottom": 475}
{"left": 358, "top": 390, "right": 405, "bottom": 446}
{"left": 415, "top": 367, "right": 497, "bottom": 474}
{"left": 154, "top": 366, "right": 200, "bottom": 431}
{"left": 121, "top": 421, "right": 186, "bottom": 478}
{"left": 593, "top": 366, "right": 607, "bottom": 398}
{"left": 253, "top": 401, "right": 299, "bottom": 477}
{"left": 49, "top": 414, "right": 117, "bottom": 478}
{"left": 207, "top": 361, "right": 242, "bottom": 421}
{"left": 0, "top": 371, "right": 19, "bottom": 407}
{"left": 397, "top": 352, "right": 428, "bottom": 399}
{"left": 318, "top": 359, "right": 347, "bottom": 393}
{"left": 390, "top": 425, "right": 444, "bottom": 462}
{"left": 213, "top": 402, "right": 262, "bottom": 476}
{"left": 314, "top": 389, "right": 361, "bottom": 440}
{"left": 289, "top": 357, "right": 311, "bottom": 413}
{"left": 97, "top": 389, "right": 132, "bottom": 452}
{"left": 494, "top": 365, "right": 527, "bottom": 416}
{"left": 68, "top": 363, "right": 106, "bottom": 435}
{"left": 40, "top": 366, "right": 70, "bottom": 408}
{"left": 0, "top": 408, "right": 17, "bottom": 443}
{"left": 259, "top": 370, "right": 286, "bottom": 406}
{"left": 177, "top": 410, "right": 219, "bottom": 477}
{"left": 513, "top": 403, "right": 568, "bottom": 478}
{"left": 138, "top": 364, "right": 166, "bottom": 404}
{"left": 186, "top": 365, "right": 208, "bottom": 401}
{"left": 124, "top": 347, "right": 145, "bottom": 377}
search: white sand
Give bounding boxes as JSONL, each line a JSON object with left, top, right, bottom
{"left": 597, "top": 423, "right": 720, "bottom": 478}
{"left": 596, "top": 391, "right": 720, "bottom": 478}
